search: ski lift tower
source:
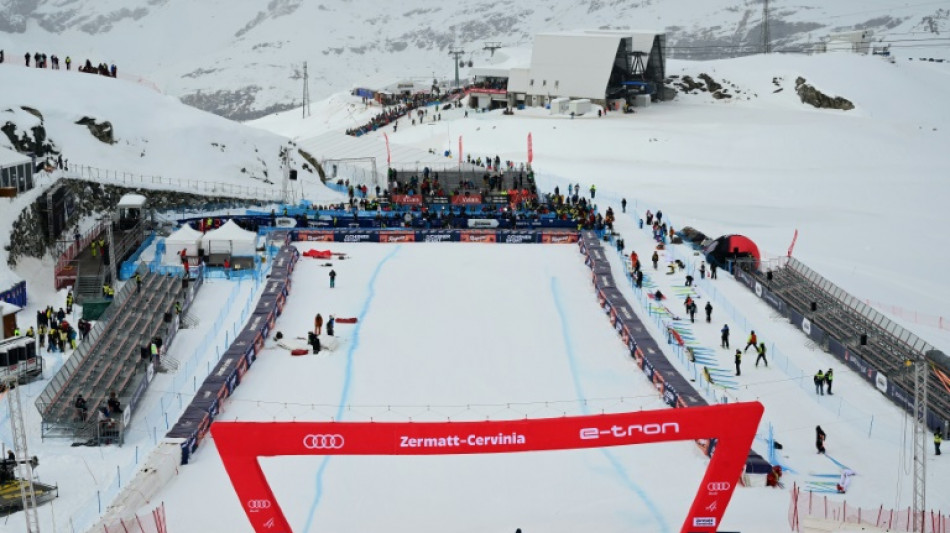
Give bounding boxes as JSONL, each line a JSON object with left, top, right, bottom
{"left": 448, "top": 45, "right": 466, "bottom": 89}
{"left": 483, "top": 42, "right": 502, "bottom": 57}
{"left": 4, "top": 377, "right": 41, "bottom": 533}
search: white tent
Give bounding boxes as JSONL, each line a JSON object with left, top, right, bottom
{"left": 201, "top": 220, "right": 258, "bottom": 256}
{"left": 164, "top": 224, "right": 203, "bottom": 261}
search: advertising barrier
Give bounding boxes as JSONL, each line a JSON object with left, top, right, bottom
{"left": 213, "top": 402, "right": 764, "bottom": 533}
{"left": 166, "top": 244, "right": 300, "bottom": 463}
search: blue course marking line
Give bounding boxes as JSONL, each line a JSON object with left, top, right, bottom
{"left": 303, "top": 245, "right": 401, "bottom": 533}
{"left": 551, "top": 277, "right": 669, "bottom": 533}
{"left": 824, "top": 454, "right": 852, "bottom": 471}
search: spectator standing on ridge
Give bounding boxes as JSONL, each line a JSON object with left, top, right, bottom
{"left": 314, "top": 313, "right": 323, "bottom": 336}
{"left": 589, "top": 184, "right": 596, "bottom": 199}
{"left": 816, "top": 425, "right": 826, "bottom": 454}
{"left": 329, "top": 269, "right": 337, "bottom": 288}
{"left": 814, "top": 369, "right": 826, "bottom": 395}
{"left": 734, "top": 349, "right": 742, "bottom": 376}
{"left": 825, "top": 369, "right": 834, "bottom": 395}
{"left": 721, "top": 324, "right": 730, "bottom": 348}
{"left": 705, "top": 301, "right": 713, "bottom": 323}
{"left": 651, "top": 250, "right": 659, "bottom": 269}
{"left": 24, "top": 52, "right": 30, "bottom": 67}
{"left": 327, "top": 315, "right": 335, "bottom": 337}
{"left": 936, "top": 431, "right": 943, "bottom": 456}
{"left": 656, "top": 210, "right": 663, "bottom": 224}
{"left": 710, "top": 262, "right": 718, "bottom": 279}
{"left": 621, "top": 198, "right": 627, "bottom": 213}
{"left": 699, "top": 262, "right": 706, "bottom": 279}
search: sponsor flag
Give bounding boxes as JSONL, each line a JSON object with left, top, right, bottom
{"left": 787, "top": 229, "right": 799, "bottom": 257}
{"left": 383, "top": 132, "right": 391, "bottom": 166}
{"left": 527, "top": 132, "right": 533, "bottom": 164}
{"left": 459, "top": 135, "right": 463, "bottom": 166}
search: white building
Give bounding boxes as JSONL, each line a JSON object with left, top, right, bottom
{"left": 0, "top": 146, "right": 34, "bottom": 196}
{"left": 506, "top": 30, "right": 669, "bottom": 108}
{"left": 819, "top": 30, "right": 875, "bottom": 55}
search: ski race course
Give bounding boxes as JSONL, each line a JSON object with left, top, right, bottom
{"left": 155, "top": 238, "right": 739, "bottom": 533}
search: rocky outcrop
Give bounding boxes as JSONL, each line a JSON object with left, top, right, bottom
{"left": 75, "top": 116, "right": 116, "bottom": 144}
{"left": 667, "top": 73, "right": 735, "bottom": 99}
{"left": 7, "top": 178, "right": 273, "bottom": 267}
{"left": 795, "top": 77, "right": 854, "bottom": 110}
{"left": 1, "top": 108, "right": 60, "bottom": 158}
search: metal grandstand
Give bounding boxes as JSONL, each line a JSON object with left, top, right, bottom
{"left": 35, "top": 268, "right": 195, "bottom": 444}
{"left": 740, "top": 256, "right": 950, "bottom": 431}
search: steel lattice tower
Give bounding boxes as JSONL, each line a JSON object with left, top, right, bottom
{"left": 7, "top": 381, "right": 40, "bottom": 532}
{"left": 302, "top": 61, "right": 311, "bottom": 118}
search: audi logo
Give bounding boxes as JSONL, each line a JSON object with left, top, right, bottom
{"left": 303, "top": 434, "right": 345, "bottom": 449}
{"left": 707, "top": 482, "right": 731, "bottom": 491}
{"left": 247, "top": 499, "right": 271, "bottom": 511}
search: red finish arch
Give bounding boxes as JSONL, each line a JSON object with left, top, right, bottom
{"left": 212, "top": 401, "right": 764, "bottom": 533}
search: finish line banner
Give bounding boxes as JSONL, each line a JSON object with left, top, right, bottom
{"left": 212, "top": 402, "right": 763, "bottom": 533}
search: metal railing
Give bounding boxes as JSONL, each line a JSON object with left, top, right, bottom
{"left": 70, "top": 163, "right": 286, "bottom": 202}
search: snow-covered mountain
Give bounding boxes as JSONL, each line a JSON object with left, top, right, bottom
{"left": 0, "top": 63, "right": 320, "bottom": 189}
{"left": 1, "top": 0, "right": 947, "bottom": 119}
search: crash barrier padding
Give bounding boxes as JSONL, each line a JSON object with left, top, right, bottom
{"left": 179, "top": 213, "right": 579, "bottom": 231}
{"left": 732, "top": 267, "right": 950, "bottom": 433}
{"left": 119, "top": 233, "right": 157, "bottom": 280}
{"left": 578, "top": 232, "right": 771, "bottom": 475}
{"left": 0, "top": 280, "right": 27, "bottom": 308}
{"left": 166, "top": 245, "right": 299, "bottom": 463}
{"left": 292, "top": 229, "right": 580, "bottom": 244}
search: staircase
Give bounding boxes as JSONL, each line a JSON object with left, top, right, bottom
{"left": 75, "top": 264, "right": 105, "bottom": 305}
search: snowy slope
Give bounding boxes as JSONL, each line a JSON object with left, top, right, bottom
{"left": 0, "top": 63, "right": 312, "bottom": 187}
{"left": 1, "top": 0, "right": 947, "bottom": 119}
{"left": 252, "top": 52, "right": 950, "bottom": 352}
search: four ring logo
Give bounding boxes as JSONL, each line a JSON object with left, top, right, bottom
{"left": 706, "top": 481, "right": 731, "bottom": 492}
{"left": 247, "top": 499, "right": 271, "bottom": 512}
{"left": 303, "top": 434, "right": 345, "bottom": 449}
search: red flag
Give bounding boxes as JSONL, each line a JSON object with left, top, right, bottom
{"left": 787, "top": 229, "right": 799, "bottom": 257}
{"left": 459, "top": 135, "right": 463, "bottom": 165}
{"left": 527, "top": 132, "right": 533, "bottom": 164}
{"left": 383, "top": 132, "right": 391, "bottom": 166}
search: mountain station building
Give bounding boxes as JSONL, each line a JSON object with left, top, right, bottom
{"left": 469, "top": 29, "right": 670, "bottom": 111}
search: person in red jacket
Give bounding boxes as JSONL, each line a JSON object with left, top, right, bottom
{"left": 744, "top": 330, "right": 758, "bottom": 353}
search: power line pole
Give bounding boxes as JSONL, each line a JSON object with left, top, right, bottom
{"left": 763, "top": 0, "right": 772, "bottom": 54}
{"left": 448, "top": 46, "right": 466, "bottom": 89}
{"left": 302, "top": 61, "right": 311, "bottom": 118}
